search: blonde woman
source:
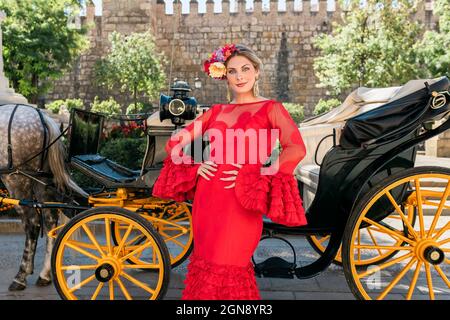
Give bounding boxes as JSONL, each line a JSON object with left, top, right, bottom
{"left": 153, "top": 43, "right": 307, "bottom": 299}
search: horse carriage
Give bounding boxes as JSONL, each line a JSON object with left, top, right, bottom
{"left": 0, "top": 76, "right": 449, "bottom": 300}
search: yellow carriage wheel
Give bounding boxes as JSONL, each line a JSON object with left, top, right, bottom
{"left": 51, "top": 207, "right": 171, "bottom": 300}
{"left": 112, "top": 202, "right": 193, "bottom": 269}
{"left": 342, "top": 166, "right": 450, "bottom": 300}
{"left": 307, "top": 206, "right": 416, "bottom": 266}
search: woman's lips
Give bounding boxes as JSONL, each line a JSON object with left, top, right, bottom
{"left": 236, "top": 83, "right": 247, "bottom": 87}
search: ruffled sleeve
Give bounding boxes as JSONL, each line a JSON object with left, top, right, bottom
{"left": 234, "top": 164, "right": 307, "bottom": 227}
{"left": 234, "top": 101, "right": 307, "bottom": 227}
{"left": 152, "top": 155, "right": 201, "bottom": 202}
{"left": 152, "top": 105, "right": 218, "bottom": 202}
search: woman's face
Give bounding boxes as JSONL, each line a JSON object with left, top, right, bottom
{"left": 226, "top": 55, "right": 259, "bottom": 95}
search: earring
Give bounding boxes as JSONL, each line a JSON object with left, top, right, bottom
{"left": 253, "top": 79, "right": 260, "bottom": 97}
{"left": 227, "top": 85, "right": 232, "bottom": 102}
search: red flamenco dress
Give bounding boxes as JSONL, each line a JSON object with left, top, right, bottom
{"left": 152, "top": 99, "right": 307, "bottom": 300}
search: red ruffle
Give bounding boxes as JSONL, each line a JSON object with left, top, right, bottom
{"left": 152, "top": 156, "right": 201, "bottom": 202}
{"left": 234, "top": 164, "right": 307, "bottom": 227}
{"left": 182, "top": 252, "right": 261, "bottom": 300}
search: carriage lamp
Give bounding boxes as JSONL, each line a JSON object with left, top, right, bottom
{"left": 159, "top": 80, "right": 198, "bottom": 126}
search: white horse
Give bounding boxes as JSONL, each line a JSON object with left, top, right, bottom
{"left": 0, "top": 104, "right": 87, "bottom": 291}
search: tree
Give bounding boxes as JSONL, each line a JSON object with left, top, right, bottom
{"left": 313, "top": 0, "right": 422, "bottom": 96}
{"left": 416, "top": 0, "right": 450, "bottom": 77}
{"left": 0, "top": 0, "right": 89, "bottom": 103}
{"left": 94, "top": 31, "right": 167, "bottom": 110}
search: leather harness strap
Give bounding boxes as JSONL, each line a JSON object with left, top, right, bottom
{"left": 7, "top": 104, "right": 20, "bottom": 170}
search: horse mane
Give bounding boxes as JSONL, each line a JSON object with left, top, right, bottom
{"left": 43, "top": 112, "right": 88, "bottom": 198}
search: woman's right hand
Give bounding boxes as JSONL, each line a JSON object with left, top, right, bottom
{"left": 197, "top": 160, "right": 218, "bottom": 181}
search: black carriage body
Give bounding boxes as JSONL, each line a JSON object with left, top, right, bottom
{"left": 304, "top": 76, "right": 450, "bottom": 232}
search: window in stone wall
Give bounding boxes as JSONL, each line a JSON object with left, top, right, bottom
{"left": 278, "top": 0, "right": 287, "bottom": 12}
{"left": 294, "top": 0, "right": 303, "bottom": 12}
{"left": 262, "top": 0, "right": 270, "bottom": 12}
{"left": 181, "top": 0, "right": 190, "bottom": 14}
{"left": 245, "top": 0, "right": 254, "bottom": 12}
{"left": 197, "top": 0, "right": 207, "bottom": 13}
{"left": 310, "top": 0, "right": 319, "bottom": 12}
{"left": 229, "top": 0, "right": 238, "bottom": 13}
{"left": 164, "top": 0, "right": 175, "bottom": 15}
{"left": 213, "top": 0, "right": 222, "bottom": 13}
{"left": 327, "top": 0, "right": 336, "bottom": 11}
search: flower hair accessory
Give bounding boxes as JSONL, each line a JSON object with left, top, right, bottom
{"left": 203, "top": 44, "right": 239, "bottom": 80}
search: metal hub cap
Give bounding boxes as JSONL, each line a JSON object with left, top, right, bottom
{"left": 423, "top": 246, "right": 445, "bottom": 265}
{"left": 95, "top": 263, "right": 115, "bottom": 282}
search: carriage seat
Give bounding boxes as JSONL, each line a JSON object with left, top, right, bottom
{"left": 296, "top": 164, "right": 320, "bottom": 210}
{"left": 71, "top": 154, "right": 146, "bottom": 188}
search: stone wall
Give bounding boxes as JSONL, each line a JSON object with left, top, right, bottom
{"left": 46, "top": 0, "right": 439, "bottom": 115}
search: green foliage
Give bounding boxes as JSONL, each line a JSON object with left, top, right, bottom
{"left": 46, "top": 98, "right": 84, "bottom": 114}
{"left": 94, "top": 31, "right": 167, "bottom": 106}
{"left": 0, "top": 0, "right": 89, "bottom": 103}
{"left": 90, "top": 96, "right": 121, "bottom": 116}
{"left": 282, "top": 103, "right": 305, "bottom": 124}
{"left": 313, "top": 0, "right": 422, "bottom": 95}
{"left": 126, "top": 102, "right": 153, "bottom": 115}
{"left": 416, "top": 0, "right": 450, "bottom": 77}
{"left": 99, "top": 137, "right": 147, "bottom": 170}
{"left": 313, "top": 98, "right": 342, "bottom": 115}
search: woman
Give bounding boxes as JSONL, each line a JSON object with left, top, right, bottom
{"left": 152, "top": 43, "right": 307, "bottom": 300}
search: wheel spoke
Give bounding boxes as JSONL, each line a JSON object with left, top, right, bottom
{"left": 115, "top": 277, "right": 132, "bottom": 300}
{"left": 125, "top": 234, "right": 145, "bottom": 246}
{"left": 385, "top": 191, "right": 418, "bottom": 240}
{"left": 433, "top": 221, "right": 450, "bottom": 240}
{"left": 425, "top": 263, "right": 435, "bottom": 300}
{"left": 120, "top": 271, "right": 155, "bottom": 295}
{"left": 91, "top": 282, "right": 104, "bottom": 300}
{"left": 68, "top": 274, "right": 96, "bottom": 293}
{"left": 159, "top": 230, "right": 185, "bottom": 248}
{"left": 105, "top": 218, "right": 112, "bottom": 255}
{"left": 357, "top": 229, "right": 361, "bottom": 261}
{"left": 123, "top": 263, "right": 160, "bottom": 269}
{"left": 414, "top": 179, "right": 426, "bottom": 238}
{"left": 109, "top": 280, "right": 114, "bottom": 300}
{"left": 81, "top": 224, "right": 106, "bottom": 258}
{"left": 366, "top": 228, "right": 384, "bottom": 256}
{"left": 362, "top": 217, "right": 415, "bottom": 246}
{"left": 115, "top": 224, "right": 134, "bottom": 258}
{"left": 434, "top": 265, "right": 450, "bottom": 289}
{"left": 406, "top": 260, "right": 423, "bottom": 300}
{"left": 65, "top": 241, "right": 101, "bottom": 262}
{"left": 119, "top": 241, "right": 152, "bottom": 262}
{"left": 317, "top": 236, "right": 330, "bottom": 244}
{"left": 427, "top": 181, "right": 450, "bottom": 238}
{"left": 376, "top": 257, "right": 416, "bottom": 300}
{"left": 61, "top": 265, "right": 97, "bottom": 271}
{"left": 357, "top": 253, "right": 414, "bottom": 279}
{"left": 353, "top": 245, "right": 413, "bottom": 251}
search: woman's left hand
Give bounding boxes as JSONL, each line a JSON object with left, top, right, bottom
{"left": 220, "top": 163, "right": 242, "bottom": 189}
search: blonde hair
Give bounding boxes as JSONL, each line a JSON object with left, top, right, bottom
{"left": 224, "top": 44, "right": 263, "bottom": 77}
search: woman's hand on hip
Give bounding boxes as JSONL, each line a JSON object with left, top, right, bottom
{"left": 197, "top": 160, "right": 218, "bottom": 181}
{"left": 220, "top": 163, "right": 242, "bottom": 189}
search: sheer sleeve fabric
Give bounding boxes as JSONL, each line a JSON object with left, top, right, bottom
{"left": 234, "top": 101, "right": 307, "bottom": 226}
{"left": 152, "top": 105, "right": 217, "bottom": 202}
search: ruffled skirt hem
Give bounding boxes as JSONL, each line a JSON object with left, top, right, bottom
{"left": 181, "top": 253, "right": 261, "bottom": 300}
